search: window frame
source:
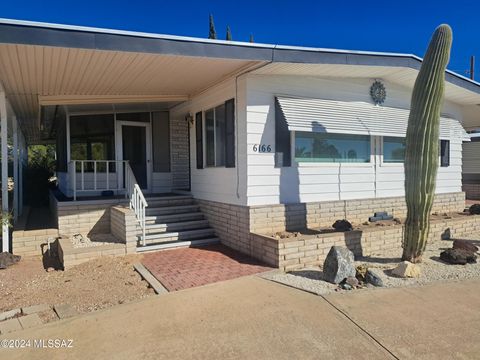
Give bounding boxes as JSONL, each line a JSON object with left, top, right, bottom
{"left": 380, "top": 136, "right": 451, "bottom": 167}
{"left": 292, "top": 131, "right": 374, "bottom": 167}
{"left": 203, "top": 103, "right": 227, "bottom": 168}
{"left": 381, "top": 136, "right": 406, "bottom": 165}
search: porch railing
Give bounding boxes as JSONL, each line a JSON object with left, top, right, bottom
{"left": 68, "top": 159, "right": 149, "bottom": 245}
{"left": 68, "top": 160, "right": 129, "bottom": 201}
{"left": 125, "top": 163, "right": 148, "bottom": 246}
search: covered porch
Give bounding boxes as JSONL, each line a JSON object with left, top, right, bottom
{"left": 0, "top": 18, "right": 267, "bottom": 254}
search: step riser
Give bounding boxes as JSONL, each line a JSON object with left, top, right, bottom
{"left": 139, "top": 230, "right": 216, "bottom": 245}
{"left": 136, "top": 238, "right": 220, "bottom": 252}
{"left": 146, "top": 205, "right": 199, "bottom": 216}
{"left": 140, "top": 221, "right": 209, "bottom": 234}
{"left": 146, "top": 198, "right": 195, "bottom": 207}
{"left": 145, "top": 213, "right": 204, "bottom": 224}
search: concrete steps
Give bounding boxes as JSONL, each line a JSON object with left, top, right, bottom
{"left": 135, "top": 194, "right": 218, "bottom": 251}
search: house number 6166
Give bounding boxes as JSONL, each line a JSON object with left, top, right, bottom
{"left": 253, "top": 144, "right": 272, "bottom": 153}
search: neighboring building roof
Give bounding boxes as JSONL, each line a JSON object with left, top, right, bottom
{"left": 0, "top": 17, "right": 479, "bottom": 95}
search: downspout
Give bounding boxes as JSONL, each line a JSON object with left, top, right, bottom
{"left": 234, "top": 45, "right": 277, "bottom": 199}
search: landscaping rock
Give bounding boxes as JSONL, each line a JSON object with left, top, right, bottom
{"left": 391, "top": 261, "right": 421, "bottom": 278}
{"left": 345, "top": 276, "right": 359, "bottom": 288}
{"left": 355, "top": 264, "right": 368, "bottom": 282}
{"left": 340, "top": 283, "right": 353, "bottom": 290}
{"left": 332, "top": 220, "right": 353, "bottom": 232}
{"left": 0, "top": 252, "right": 21, "bottom": 269}
{"left": 440, "top": 248, "right": 477, "bottom": 265}
{"left": 323, "top": 246, "right": 356, "bottom": 284}
{"left": 452, "top": 239, "right": 478, "bottom": 253}
{"left": 469, "top": 204, "right": 480, "bottom": 215}
{"left": 365, "top": 269, "right": 384, "bottom": 287}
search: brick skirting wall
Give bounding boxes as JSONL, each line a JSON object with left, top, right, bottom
{"left": 12, "top": 206, "right": 59, "bottom": 257}
{"left": 110, "top": 206, "right": 137, "bottom": 254}
{"left": 463, "top": 183, "right": 480, "bottom": 200}
{"left": 50, "top": 192, "right": 127, "bottom": 236}
{"left": 196, "top": 192, "right": 466, "bottom": 269}
{"left": 249, "top": 192, "right": 466, "bottom": 234}
{"left": 250, "top": 215, "right": 480, "bottom": 271}
{"left": 197, "top": 199, "right": 250, "bottom": 254}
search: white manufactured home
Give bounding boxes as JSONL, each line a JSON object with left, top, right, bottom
{"left": 0, "top": 19, "right": 479, "bottom": 263}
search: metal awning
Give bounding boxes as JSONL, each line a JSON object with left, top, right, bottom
{"left": 276, "top": 96, "right": 470, "bottom": 141}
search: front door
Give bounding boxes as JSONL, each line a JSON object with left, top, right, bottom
{"left": 117, "top": 121, "right": 152, "bottom": 191}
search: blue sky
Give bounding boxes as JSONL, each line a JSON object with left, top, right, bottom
{"left": 1, "top": 0, "right": 478, "bottom": 78}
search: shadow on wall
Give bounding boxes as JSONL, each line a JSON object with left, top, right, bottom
{"left": 275, "top": 120, "right": 330, "bottom": 232}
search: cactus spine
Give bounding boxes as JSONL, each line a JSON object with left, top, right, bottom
{"left": 402, "top": 25, "right": 452, "bottom": 263}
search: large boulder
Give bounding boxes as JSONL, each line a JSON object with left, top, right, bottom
{"left": 452, "top": 239, "right": 478, "bottom": 253}
{"left": 391, "top": 261, "right": 421, "bottom": 278}
{"left": 323, "top": 246, "right": 356, "bottom": 284}
{"left": 0, "top": 252, "right": 21, "bottom": 269}
{"left": 440, "top": 248, "right": 477, "bottom": 265}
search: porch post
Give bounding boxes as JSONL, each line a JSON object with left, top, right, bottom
{"left": 13, "top": 115, "right": 18, "bottom": 221}
{"left": 0, "top": 91, "right": 9, "bottom": 252}
{"left": 18, "top": 133, "right": 24, "bottom": 217}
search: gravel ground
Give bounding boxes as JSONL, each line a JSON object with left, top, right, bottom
{"left": 0, "top": 255, "right": 155, "bottom": 316}
{"left": 262, "top": 235, "right": 480, "bottom": 295}
{"left": 71, "top": 233, "right": 121, "bottom": 248}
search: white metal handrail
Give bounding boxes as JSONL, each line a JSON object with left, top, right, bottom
{"left": 69, "top": 160, "right": 129, "bottom": 201}
{"left": 125, "top": 162, "right": 148, "bottom": 246}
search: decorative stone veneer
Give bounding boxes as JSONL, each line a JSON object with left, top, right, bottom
{"left": 249, "top": 192, "right": 466, "bottom": 234}
{"left": 250, "top": 215, "right": 480, "bottom": 271}
{"left": 463, "top": 183, "right": 480, "bottom": 200}
{"left": 170, "top": 115, "right": 190, "bottom": 190}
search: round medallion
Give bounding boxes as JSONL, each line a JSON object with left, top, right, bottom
{"left": 370, "top": 80, "right": 386, "bottom": 105}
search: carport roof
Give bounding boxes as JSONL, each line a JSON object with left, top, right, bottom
{"left": 1, "top": 18, "right": 480, "bottom": 142}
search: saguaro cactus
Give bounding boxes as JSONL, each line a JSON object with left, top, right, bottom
{"left": 403, "top": 24, "right": 452, "bottom": 263}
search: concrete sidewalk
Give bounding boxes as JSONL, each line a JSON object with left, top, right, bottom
{"left": 1, "top": 276, "right": 479, "bottom": 359}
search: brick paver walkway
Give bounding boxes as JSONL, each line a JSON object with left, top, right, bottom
{"left": 141, "top": 245, "right": 273, "bottom": 292}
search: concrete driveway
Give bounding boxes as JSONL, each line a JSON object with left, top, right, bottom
{"left": 1, "top": 276, "right": 479, "bottom": 359}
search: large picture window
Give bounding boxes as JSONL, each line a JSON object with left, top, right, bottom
{"left": 205, "top": 104, "right": 226, "bottom": 167}
{"left": 70, "top": 114, "right": 115, "bottom": 171}
{"left": 295, "top": 132, "right": 371, "bottom": 163}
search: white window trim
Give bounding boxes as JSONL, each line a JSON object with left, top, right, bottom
{"left": 292, "top": 131, "right": 375, "bottom": 168}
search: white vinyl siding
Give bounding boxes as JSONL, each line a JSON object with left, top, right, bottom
{"left": 463, "top": 142, "right": 480, "bottom": 174}
{"left": 170, "top": 77, "right": 247, "bottom": 205}
{"left": 246, "top": 74, "right": 465, "bottom": 206}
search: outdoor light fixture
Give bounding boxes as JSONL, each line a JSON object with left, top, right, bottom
{"left": 185, "top": 113, "right": 194, "bottom": 125}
